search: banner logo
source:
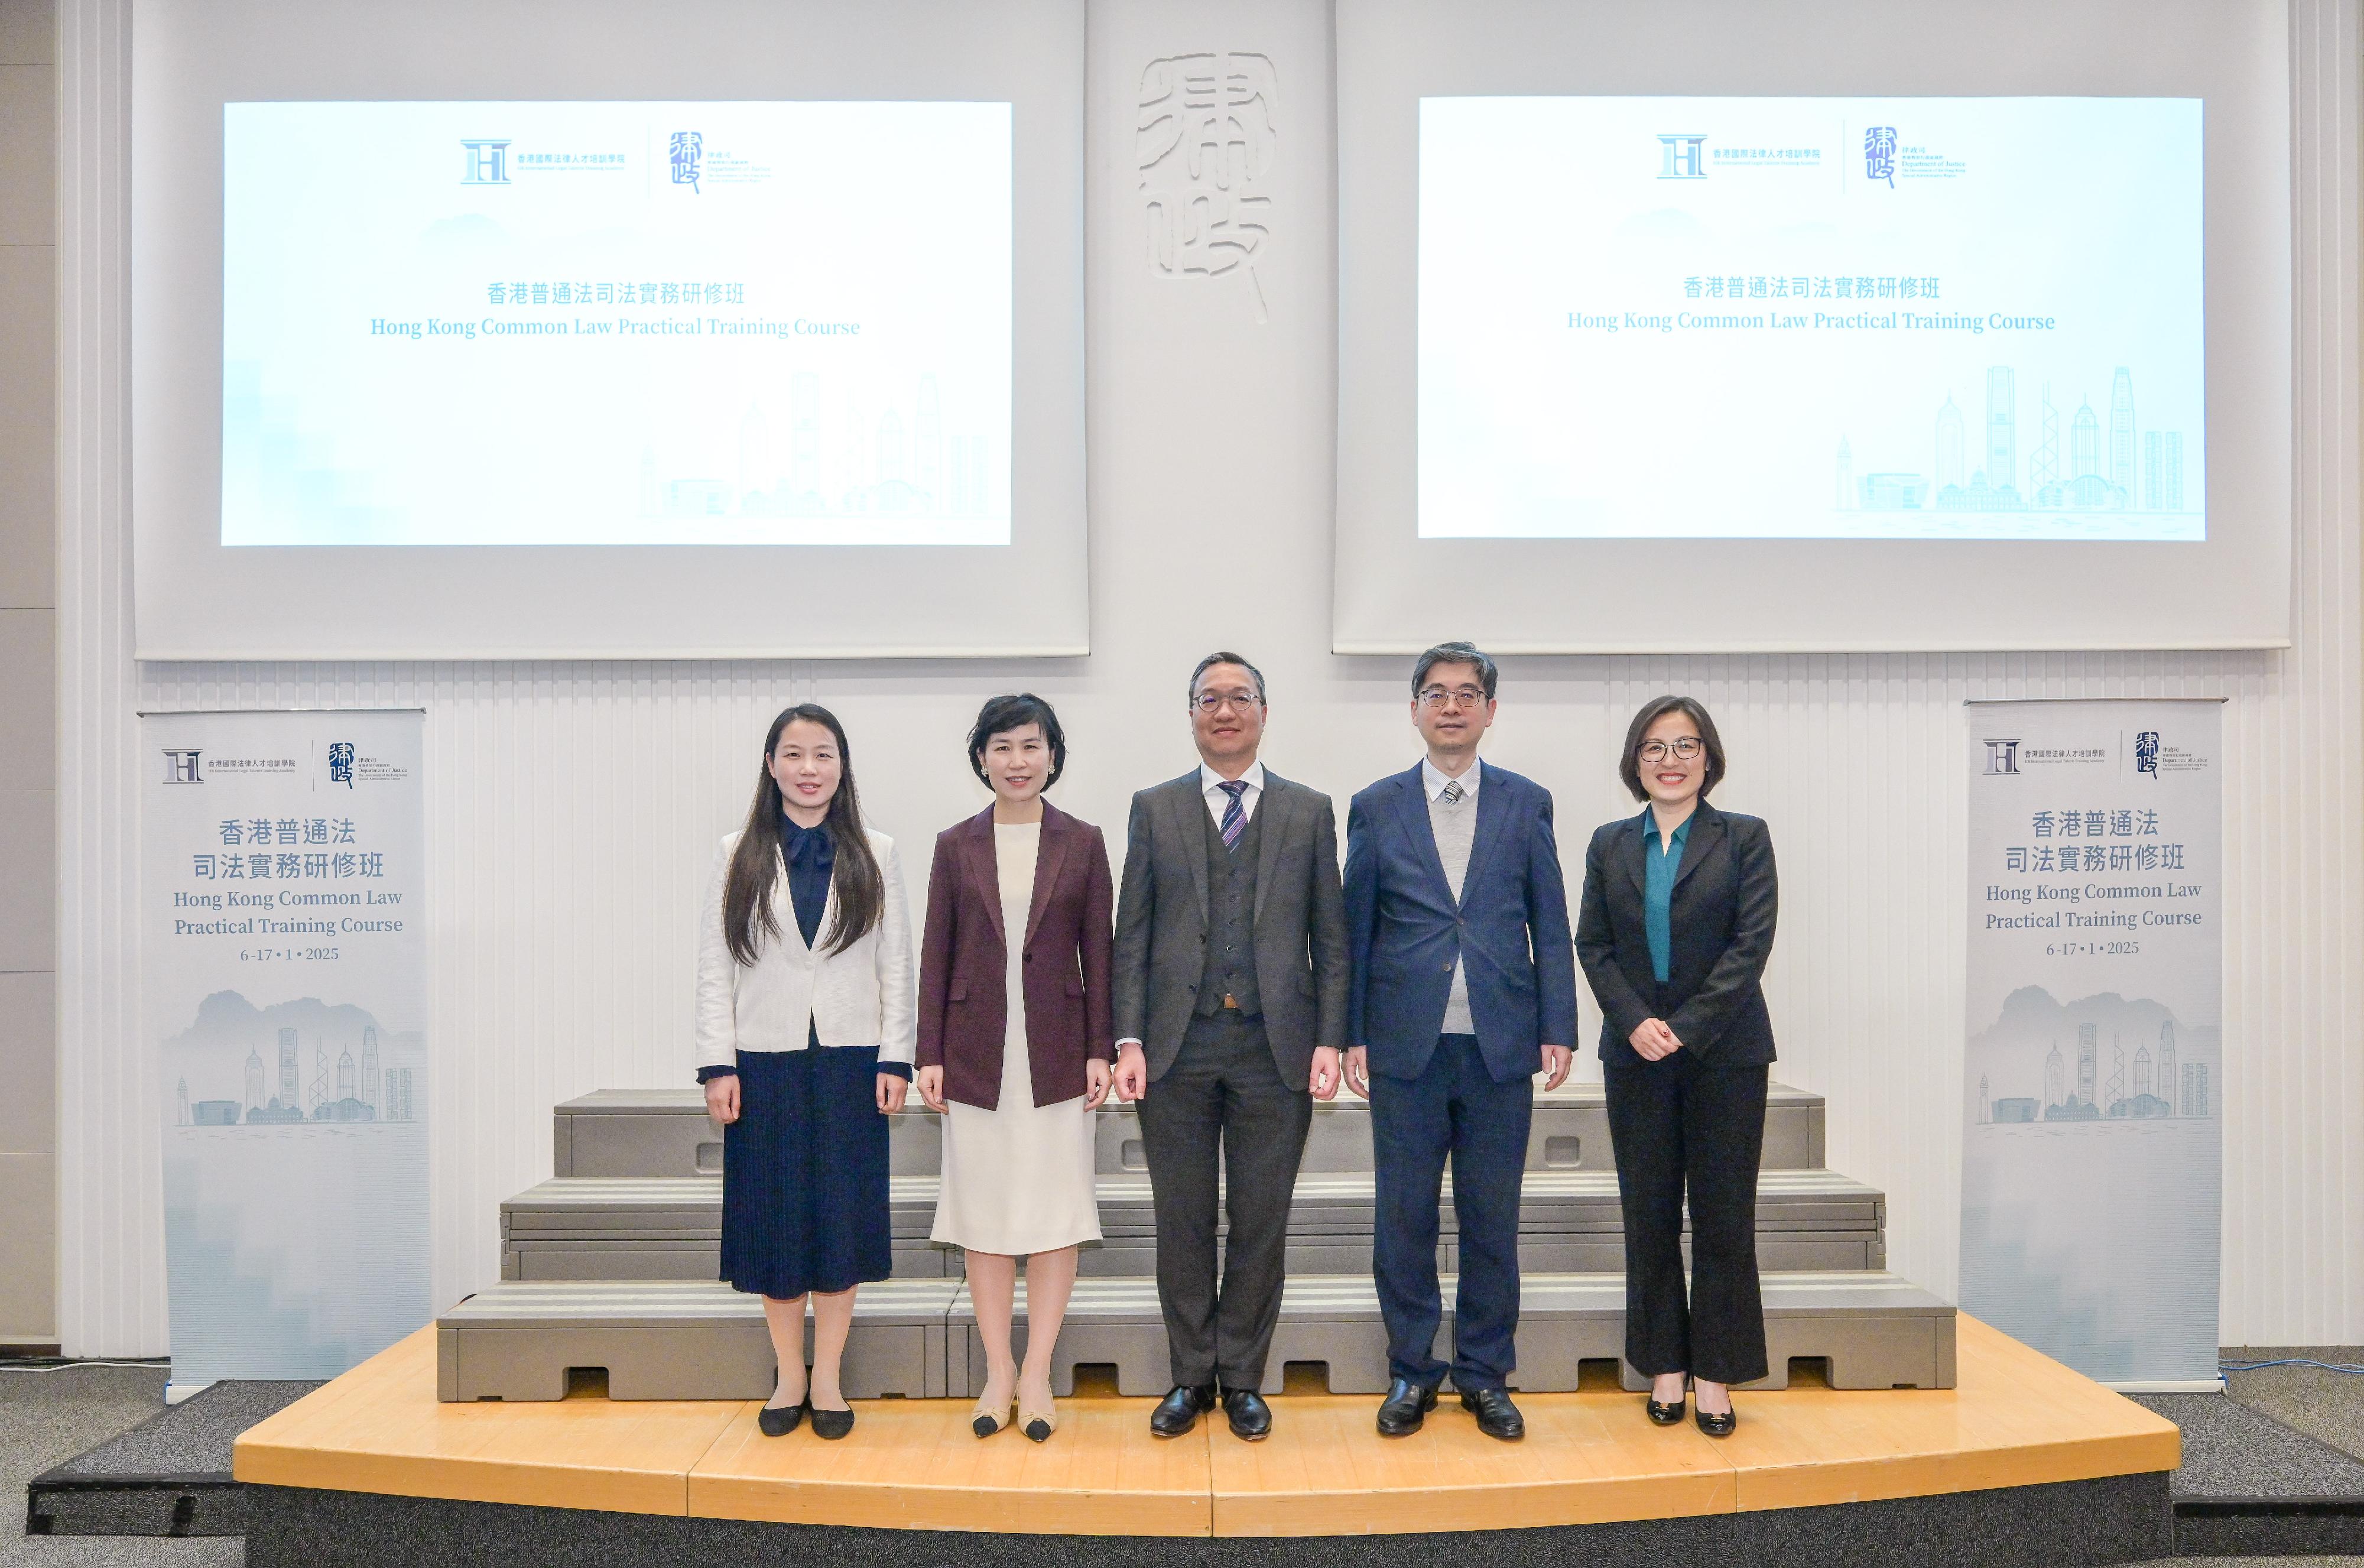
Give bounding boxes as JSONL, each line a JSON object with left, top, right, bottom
{"left": 163, "top": 748, "right": 203, "bottom": 784}
{"left": 1656, "top": 134, "right": 1706, "bottom": 179}
{"left": 2135, "top": 730, "right": 2160, "bottom": 780}
{"left": 460, "top": 139, "right": 511, "bottom": 184}
{"left": 668, "top": 131, "right": 703, "bottom": 194}
{"left": 1863, "top": 125, "right": 1898, "bottom": 187}
{"left": 329, "top": 741, "right": 355, "bottom": 788}
{"left": 1982, "top": 738, "right": 2021, "bottom": 774}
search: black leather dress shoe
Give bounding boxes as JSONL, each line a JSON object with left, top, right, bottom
{"left": 1222, "top": 1388, "right": 1272, "bottom": 1441}
{"left": 1695, "top": 1404, "right": 1737, "bottom": 1437}
{"left": 1376, "top": 1377, "right": 1439, "bottom": 1436}
{"left": 1460, "top": 1387, "right": 1526, "bottom": 1441}
{"left": 1150, "top": 1384, "right": 1217, "bottom": 1438}
{"left": 756, "top": 1399, "right": 806, "bottom": 1437}
{"left": 810, "top": 1403, "right": 856, "bottom": 1441}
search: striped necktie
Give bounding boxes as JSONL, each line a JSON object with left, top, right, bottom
{"left": 1217, "top": 780, "right": 1249, "bottom": 850}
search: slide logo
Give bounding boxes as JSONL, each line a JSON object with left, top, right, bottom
{"left": 669, "top": 131, "right": 702, "bottom": 194}
{"left": 1656, "top": 133, "right": 1706, "bottom": 178}
{"left": 1863, "top": 126, "right": 1898, "bottom": 187}
{"left": 460, "top": 139, "right": 511, "bottom": 184}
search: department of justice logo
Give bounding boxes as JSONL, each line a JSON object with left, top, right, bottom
{"left": 2135, "top": 731, "right": 2160, "bottom": 780}
{"left": 1863, "top": 126, "right": 1898, "bottom": 187}
{"left": 670, "top": 131, "right": 703, "bottom": 194}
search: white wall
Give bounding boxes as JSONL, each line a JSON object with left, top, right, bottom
{"left": 56, "top": 0, "right": 2364, "bottom": 1355}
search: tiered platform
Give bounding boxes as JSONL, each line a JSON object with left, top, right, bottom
{"left": 233, "top": 1314, "right": 2177, "bottom": 1549}
{"left": 217, "top": 1081, "right": 2180, "bottom": 1563}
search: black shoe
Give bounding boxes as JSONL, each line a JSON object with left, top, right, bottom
{"left": 1222, "top": 1387, "right": 1272, "bottom": 1441}
{"left": 1460, "top": 1387, "right": 1526, "bottom": 1441}
{"left": 1646, "top": 1380, "right": 1687, "bottom": 1426}
{"left": 1695, "top": 1404, "right": 1737, "bottom": 1438}
{"left": 810, "top": 1403, "right": 856, "bottom": 1440}
{"left": 756, "top": 1399, "right": 806, "bottom": 1437}
{"left": 1149, "top": 1384, "right": 1217, "bottom": 1438}
{"left": 1376, "top": 1377, "right": 1439, "bottom": 1436}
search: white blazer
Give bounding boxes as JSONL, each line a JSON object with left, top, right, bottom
{"left": 694, "top": 827, "right": 918, "bottom": 1072}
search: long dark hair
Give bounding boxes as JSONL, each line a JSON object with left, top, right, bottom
{"left": 723, "top": 704, "right": 885, "bottom": 965}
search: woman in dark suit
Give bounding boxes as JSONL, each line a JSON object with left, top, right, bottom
{"left": 1575, "top": 695, "right": 1778, "bottom": 1437}
{"left": 915, "top": 693, "right": 1115, "bottom": 1443}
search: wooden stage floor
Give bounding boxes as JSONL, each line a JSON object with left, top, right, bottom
{"left": 232, "top": 1314, "right": 2178, "bottom": 1538}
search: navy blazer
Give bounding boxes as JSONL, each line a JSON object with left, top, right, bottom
{"left": 1574, "top": 800, "right": 1779, "bottom": 1068}
{"left": 1343, "top": 762, "right": 1579, "bottom": 1084}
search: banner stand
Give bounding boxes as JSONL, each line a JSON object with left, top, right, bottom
{"left": 141, "top": 709, "right": 430, "bottom": 1396}
{"left": 1959, "top": 699, "right": 2225, "bottom": 1393}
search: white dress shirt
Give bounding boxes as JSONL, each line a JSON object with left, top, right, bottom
{"left": 1420, "top": 755, "right": 1482, "bottom": 811}
{"left": 1199, "top": 759, "right": 1267, "bottom": 826}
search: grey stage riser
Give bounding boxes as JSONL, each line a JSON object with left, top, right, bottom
{"left": 550, "top": 1082, "right": 1827, "bottom": 1180}
{"left": 502, "top": 1231, "right": 1883, "bottom": 1284}
{"left": 435, "top": 1271, "right": 1950, "bottom": 1403}
{"left": 436, "top": 1280, "right": 957, "bottom": 1402}
{"left": 496, "top": 1168, "right": 1884, "bottom": 1280}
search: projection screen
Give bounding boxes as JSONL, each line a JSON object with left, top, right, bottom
{"left": 132, "top": 0, "right": 1086, "bottom": 660}
{"left": 1334, "top": 0, "right": 2292, "bottom": 653}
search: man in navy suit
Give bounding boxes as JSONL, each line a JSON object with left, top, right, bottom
{"left": 1342, "top": 641, "right": 1576, "bottom": 1442}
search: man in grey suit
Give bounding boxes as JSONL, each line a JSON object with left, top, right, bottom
{"left": 1112, "top": 652, "right": 1349, "bottom": 1442}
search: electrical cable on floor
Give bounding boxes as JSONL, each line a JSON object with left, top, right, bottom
{"left": 2220, "top": 1358, "right": 2364, "bottom": 1375}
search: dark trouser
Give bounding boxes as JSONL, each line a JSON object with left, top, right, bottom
{"left": 1136, "top": 1012, "right": 1312, "bottom": 1388}
{"left": 1370, "top": 1032, "right": 1532, "bottom": 1393}
{"left": 1604, "top": 1053, "right": 1770, "bottom": 1386}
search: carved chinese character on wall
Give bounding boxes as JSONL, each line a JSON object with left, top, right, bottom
{"left": 1138, "top": 52, "right": 1277, "bottom": 320}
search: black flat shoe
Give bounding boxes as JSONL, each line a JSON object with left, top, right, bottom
{"left": 1646, "top": 1396, "right": 1686, "bottom": 1425}
{"left": 756, "top": 1400, "right": 806, "bottom": 1438}
{"left": 1695, "top": 1405, "right": 1737, "bottom": 1437}
{"left": 1222, "top": 1388, "right": 1272, "bottom": 1441}
{"left": 1149, "top": 1384, "right": 1217, "bottom": 1438}
{"left": 1376, "top": 1377, "right": 1438, "bottom": 1436}
{"left": 1460, "top": 1387, "right": 1526, "bottom": 1442}
{"left": 810, "top": 1403, "right": 856, "bottom": 1440}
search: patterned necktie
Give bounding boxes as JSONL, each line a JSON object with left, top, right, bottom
{"left": 1217, "top": 780, "right": 1249, "bottom": 850}
{"left": 1440, "top": 778, "right": 1465, "bottom": 806}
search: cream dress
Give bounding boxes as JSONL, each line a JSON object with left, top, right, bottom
{"left": 930, "top": 821, "right": 1103, "bottom": 1255}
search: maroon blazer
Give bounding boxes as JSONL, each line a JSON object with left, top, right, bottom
{"left": 915, "top": 801, "right": 1116, "bottom": 1111}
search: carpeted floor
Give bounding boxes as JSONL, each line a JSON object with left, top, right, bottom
{"left": 2222, "top": 1347, "right": 2364, "bottom": 1464}
{"left": 0, "top": 1365, "right": 240, "bottom": 1567}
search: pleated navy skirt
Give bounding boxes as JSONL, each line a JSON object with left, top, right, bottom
{"left": 719, "top": 1044, "right": 892, "bottom": 1300}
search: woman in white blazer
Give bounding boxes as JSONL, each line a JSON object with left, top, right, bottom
{"left": 696, "top": 703, "right": 915, "bottom": 1441}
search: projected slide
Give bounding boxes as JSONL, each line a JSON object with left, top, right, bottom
{"left": 1418, "top": 98, "right": 2204, "bottom": 541}
{"left": 223, "top": 102, "right": 1012, "bottom": 547}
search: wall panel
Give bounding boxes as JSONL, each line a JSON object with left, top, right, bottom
{"left": 56, "top": 0, "right": 2363, "bottom": 1354}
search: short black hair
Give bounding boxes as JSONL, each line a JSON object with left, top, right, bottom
{"left": 1188, "top": 651, "right": 1268, "bottom": 705}
{"left": 1618, "top": 694, "right": 1727, "bottom": 802}
{"left": 1411, "top": 641, "right": 1498, "bottom": 700}
{"left": 968, "top": 693, "right": 1067, "bottom": 789}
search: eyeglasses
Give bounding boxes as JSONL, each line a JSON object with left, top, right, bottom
{"left": 1637, "top": 738, "right": 1705, "bottom": 764}
{"left": 1191, "top": 692, "right": 1263, "bottom": 714}
{"left": 1416, "top": 686, "right": 1489, "bottom": 709}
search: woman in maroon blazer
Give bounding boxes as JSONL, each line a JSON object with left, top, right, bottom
{"left": 916, "top": 693, "right": 1114, "bottom": 1444}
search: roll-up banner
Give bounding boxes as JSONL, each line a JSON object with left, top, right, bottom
{"left": 143, "top": 710, "right": 428, "bottom": 1392}
{"left": 1960, "top": 699, "right": 2223, "bottom": 1391}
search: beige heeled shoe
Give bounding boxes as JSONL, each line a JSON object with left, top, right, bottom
{"left": 1019, "top": 1395, "right": 1057, "bottom": 1443}
{"left": 972, "top": 1394, "right": 1016, "bottom": 1438}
